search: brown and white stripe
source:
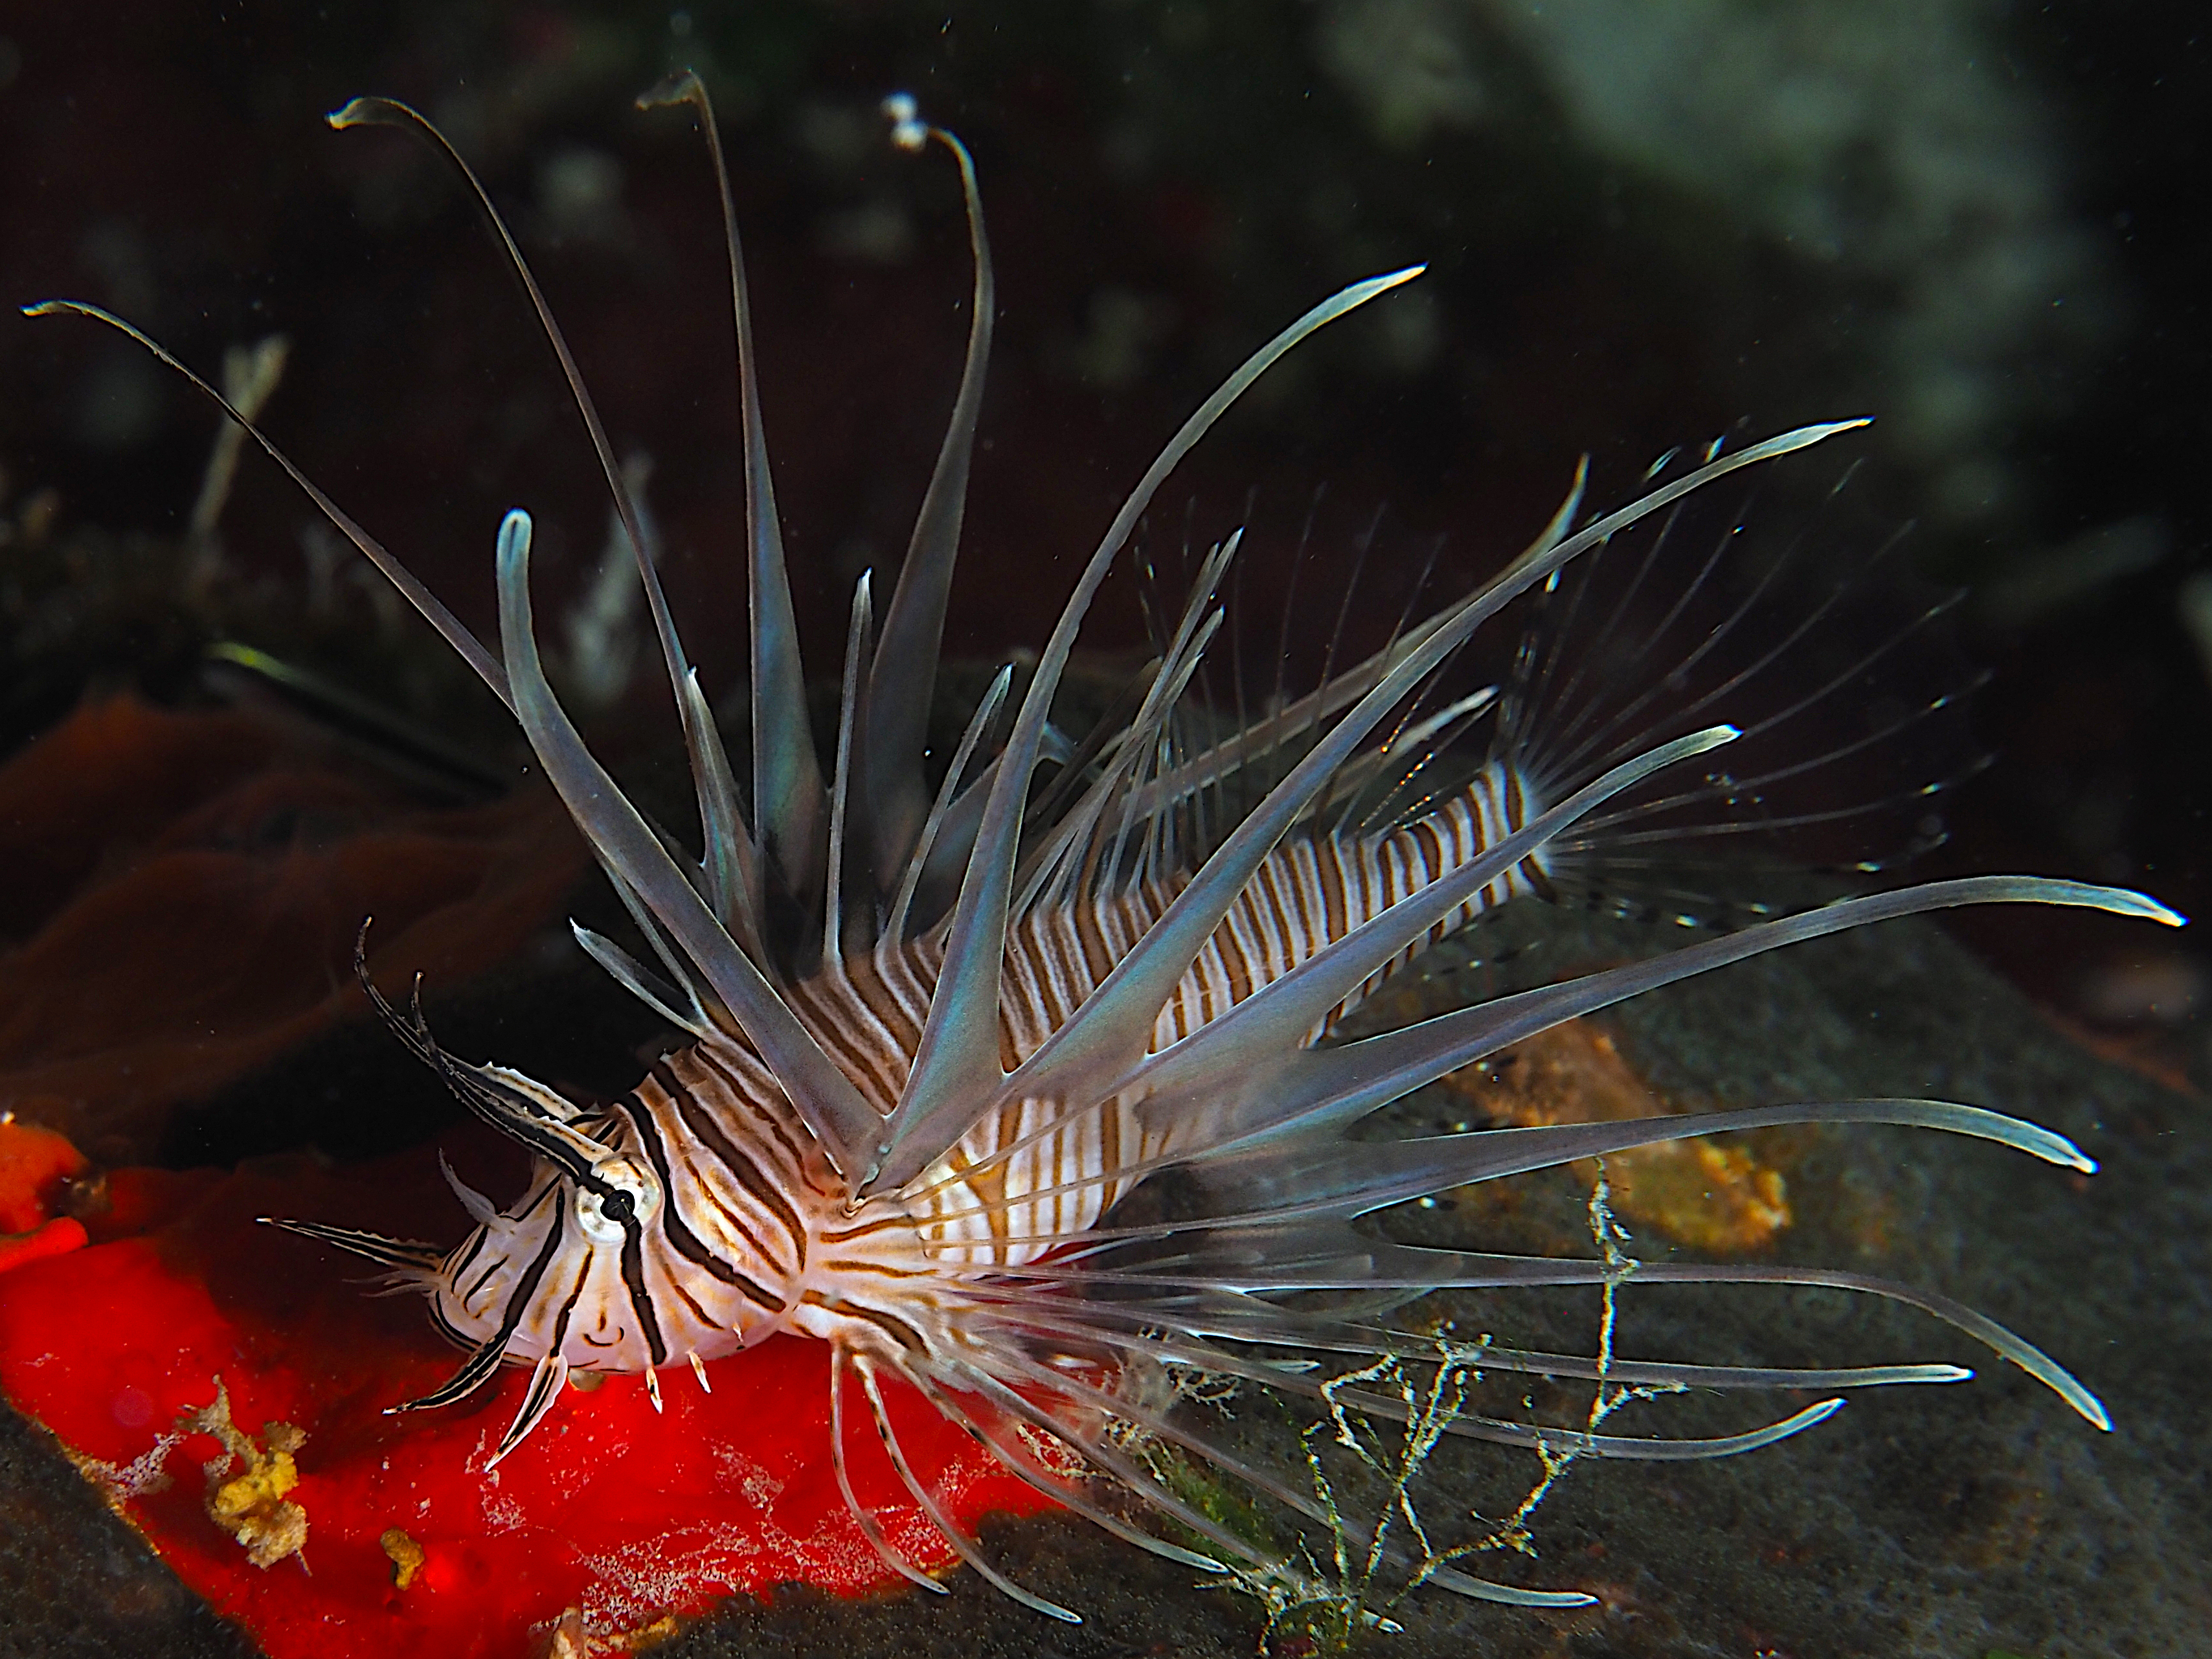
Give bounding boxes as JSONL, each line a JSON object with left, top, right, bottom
{"left": 793, "top": 760, "right": 1557, "bottom": 1272}
{"left": 416, "top": 758, "right": 1559, "bottom": 1386}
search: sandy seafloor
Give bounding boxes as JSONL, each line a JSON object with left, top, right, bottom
{"left": 4, "top": 897, "right": 2206, "bottom": 1659}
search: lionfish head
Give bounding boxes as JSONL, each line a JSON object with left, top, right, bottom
{"left": 264, "top": 972, "right": 713, "bottom": 1450}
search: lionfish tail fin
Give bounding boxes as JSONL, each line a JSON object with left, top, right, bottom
{"left": 1482, "top": 451, "right": 2001, "bottom": 923}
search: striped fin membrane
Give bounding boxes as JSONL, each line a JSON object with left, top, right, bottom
{"left": 27, "top": 76, "right": 2183, "bottom": 1623}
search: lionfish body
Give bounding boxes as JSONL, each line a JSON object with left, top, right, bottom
{"left": 36, "top": 77, "right": 2180, "bottom": 1619}
{"left": 419, "top": 781, "right": 1555, "bottom": 1384}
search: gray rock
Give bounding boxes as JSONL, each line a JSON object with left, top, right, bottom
{"left": 5, "top": 905, "right": 2200, "bottom": 1658}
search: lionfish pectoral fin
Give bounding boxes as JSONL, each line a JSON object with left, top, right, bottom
{"left": 905, "top": 1362, "right": 1228, "bottom": 1576}
{"left": 1426, "top": 1563, "right": 1599, "bottom": 1609}
{"left": 259, "top": 1215, "right": 443, "bottom": 1274}
{"left": 858, "top": 1360, "right": 1082, "bottom": 1623}
{"left": 828, "top": 1346, "right": 949, "bottom": 1597}
{"left": 484, "top": 1351, "right": 570, "bottom": 1471}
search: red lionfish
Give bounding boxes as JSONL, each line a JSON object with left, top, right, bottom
{"left": 30, "top": 76, "right": 2181, "bottom": 1621}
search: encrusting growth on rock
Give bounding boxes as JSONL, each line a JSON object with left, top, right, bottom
{"left": 185, "top": 1379, "right": 309, "bottom": 1571}
{"left": 379, "top": 1526, "right": 424, "bottom": 1590}
{"left": 1444, "top": 1021, "right": 1795, "bottom": 1254}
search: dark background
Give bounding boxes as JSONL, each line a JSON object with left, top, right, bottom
{"left": 2, "top": 1, "right": 2205, "bottom": 1058}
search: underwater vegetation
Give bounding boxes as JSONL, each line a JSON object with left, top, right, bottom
{"left": 0, "top": 21, "right": 2203, "bottom": 1659}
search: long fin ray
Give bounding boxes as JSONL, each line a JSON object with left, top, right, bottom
{"left": 883, "top": 665, "right": 1011, "bottom": 946}
{"left": 494, "top": 509, "right": 880, "bottom": 1172}
{"left": 870, "top": 265, "right": 1430, "bottom": 1195}
{"left": 909, "top": 1094, "right": 2100, "bottom": 1259}
{"left": 257, "top": 1217, "right": 443, "bottom": 1273}
{"left": 329, "top": 97, "right": 753, "bottom": 962}
{"left": 1016, "top": 536, "right": 1241, "bottom": 915}
{"left": 951, "top": 1355, "right": 1329, "bottom": 1590}
{"left": 1032, "top": 613, "right": 1225, "bottom": 916}
{"left": 1117, "top": 444, "right": 1719, "bottom": 830}
{"left": 21, "top": 300, "right": 511, "bottom": 703}
{"left": 596, "top": 859, "right": 739, "bottom": 1032}
{"left": 1212, "top": 877, "right": 2180, "bottom": 1146}
{"left": 1107, "top": 725, "right": 1739, "bottom": 1140}
{"left": 979, "top": 1294, "right": 1847, "bottom": 1478}
{"left": 677, "top": 668, "right": 769, "bottom": 964}
{"left": 958, "top": 429, "right": 1874, "bottom": 1164}
{"left": 966, "top": 1214, "right": 2105, "bottom": 1427}
{"left": 903, "top": 1364, "right": 1229, "bottom": 1575}
{"left": 1318, "top": 1384, "right": 1848, "bottom": 1463}
{"left": 859, "top": 1360, "right": 1080, "bottom": 1621}
{"left": 824, "top": 572, "right": 876, "bottom": 962}
{"left": 1327, "top": 1252, "right": 2108, "bottom": 1430}
{"left": 951, "top": 1285, "right": 1970, "bottom": 1393}
{"left": 863, "top": 113, "right": 997, "bottom": 892}
{"left": 827, "top": 1345, "right": 949, "bottom": 1596}
{"left": 570, "top": 921, "right": 717, "bottom": 1041}
{"left": 973, "top": 1342, "right": 1594, "bottom": 1607}
{"left": 910, "top": 721, "right": 1739, "bottom": 1204}
{"left": 637, "top": 73, "right": 828, "bottom": 918}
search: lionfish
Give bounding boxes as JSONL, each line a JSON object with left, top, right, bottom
{"left": 31, "top": 76, "right": 2180, "bottom": 1621}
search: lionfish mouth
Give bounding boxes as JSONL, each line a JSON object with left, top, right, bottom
{"left": 27, "top": 69, "right": 2182, "bottom": 1627}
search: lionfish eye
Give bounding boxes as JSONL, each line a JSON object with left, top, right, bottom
{"left": 574, "top": 1158, "right": 657, "bottom": 1243}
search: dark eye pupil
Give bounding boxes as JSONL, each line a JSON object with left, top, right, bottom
{"left": 603, "top": 1191, "right": 634, "bottom": 1223}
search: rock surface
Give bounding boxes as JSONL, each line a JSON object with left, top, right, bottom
{"left": 4, "top": 904, "right": 2204, "bottom": 1658}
